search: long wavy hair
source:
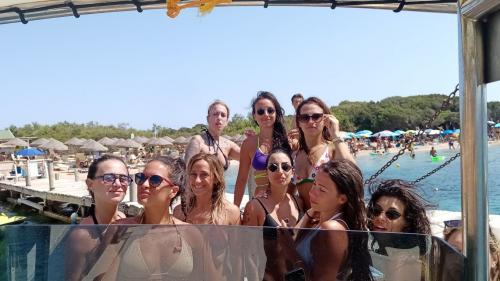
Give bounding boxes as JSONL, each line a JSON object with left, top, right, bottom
{"left": 320, "top": 159, "right": 373, "bottom": 281}
{"left": 181, "top": 153, "right": 227, "bottom": 224}
{"left": 367, "top": 179, "right": 431, "bottom": 234}
{"left": 295, "top": 97, "right": 333, "bottom": 154}
{"left": 251, "top": 91, "right": 291, "bottom": 151}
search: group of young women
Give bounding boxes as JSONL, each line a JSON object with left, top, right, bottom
{"left": 69, "top": 91, "right": 465, "bottom": 281}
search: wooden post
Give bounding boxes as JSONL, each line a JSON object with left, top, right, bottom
{"left": 74, "top": 168, "right": 80, "bottom": 182}
{"left": 25, "top": 159, "right": 31, "bottom": 187}
{"left": 129, "top": 180, "right": 137, "bottom": 203}
{"left": 47, "top": 160, "right": 55, "bottom": 191}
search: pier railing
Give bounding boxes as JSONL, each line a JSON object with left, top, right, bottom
{"left": 0, "top": 224, "right": 464, "bottom": 281}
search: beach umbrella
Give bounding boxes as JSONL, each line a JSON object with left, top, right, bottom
{"left": 496, "top": 123, "right": 500, "bottom": 128}
{"left": 31, "top": 138, "right": 49, "bottom": 147}
{"left": 80, "top": 140, "right": 109, "bottom": 152}
{"left": 442, "top": 129, "right": 455, "bottom": 135}
{"left": 372, "top": 130, "right": 396, "bottom": 138}
{"left": 133, "top": 136, "right": 149, "bottom": 144}
{"left": 339, "top": 132, "right": 356, "bottom": 139}
{"left": 174, "top": 136, "right": 188, "bottom": 144}
{"left": 148, "top": 138, "right": 172, "bottom": 146}
{"left": 97, "top": 137, "right": 115, "bottom": 146}
{"left": 4, "top": 138, "right": 29, "bottom": 147}
{"left": 161, "top": 136, "right": 174, "bottom": 143}
{"left": 123, "top": 139, "right": 142, "bottom": 148}
{"left": 65, "top": 137, "right": 85, "bottom": 146}
{"left": 404, "top": 130, "right": 417, "bottom": 135}
{"left": 112, "top": 139, "right": 127, "bottom": 147}
{"left": 393, "top": 130, "right": 405, "bottom": 135}
{"left": 425, "top": 129, "right": 441, "bottom": 135}
{"left": 15, "top": 147, "right": 45, "bottom": 157}
{"left": 355, "top": 130, "right": 372, "bottom": 138}
{"left": 39, "top": 139, "right": 69, "bottom": 151}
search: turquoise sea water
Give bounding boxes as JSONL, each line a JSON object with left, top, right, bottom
{"left": 225, "top": 144, "right": 500, "bottom": 214}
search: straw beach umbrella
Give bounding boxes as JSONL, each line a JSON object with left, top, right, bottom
{"left": 4, "top": 138, "right": 29, "bottom": 147}
{"left": 40, "top": 139, "right": 69, "bottom": 151}
{"left": 147, "top": 138, "right": 172, "bottom": 146}
{"left": 98, "top": 137, "right": 115, "bottom": 146}
{"left": 80, "top": 139, "right": 109, "bottom": 152}
{"left": 133, "top": 136, "right": 150, "bottom": 144}
{"left": 123, "top": 139, "right": 142, "bottom": 149}
{"left": 161, "top": 136, "right": 174, "bottom": 143}
{"left": 31, "top": 138, "right": 49, "bottom": 147}
{"left": 65, "top": 137, "right": 85, "bottom": 146}
{"left": 173, "top": 136, "right": 188, "bottom": 145}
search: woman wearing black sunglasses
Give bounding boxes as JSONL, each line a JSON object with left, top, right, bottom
{"left": 108, "top": 156, "right": 221, "bottom": 280}
{"left": 242, "top": 148, "right": 303, "bottom": 281}
{"left": 367, "top": 179, "right": 432, "bottom": 281}
{"left": 292, "top": 97, "right": 355, "bottom": 210}
{"left": 233, "top": 91, "right": 291, "bottom": 207}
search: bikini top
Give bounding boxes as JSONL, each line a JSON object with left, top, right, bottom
{"left": 293, "top": 144, "right": 331, "bottom": 185}
{"left": 117, "top": 227, "right": 193, "bottom": 280}
{"left": 204, "top": 129, "right": 229, "bottom": 171}
{"left": 254, "top": 196, "right": 303, "bottom": 239}
{"left": 251, "top": 138, "right": 268, "bottom": 171}
{"left": 295, "top": 212, "right": 348, "bottom": 272}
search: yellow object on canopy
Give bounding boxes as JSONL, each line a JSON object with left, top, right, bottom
{"left": 167, "top": 0, "right": 232, "bottom": 18}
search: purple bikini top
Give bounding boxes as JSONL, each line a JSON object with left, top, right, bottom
{"left": 252, "top": 148, "right": 268, "bottom": 171}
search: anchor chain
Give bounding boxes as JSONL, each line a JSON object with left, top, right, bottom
{"left": 411, "top": 152, "right": 461, "bottom": 184}
{"left": 364, "top": 84, "right": 459, "bottom": 185}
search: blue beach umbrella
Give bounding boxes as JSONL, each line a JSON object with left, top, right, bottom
{"left": 15, "top": 148, "right": 45, "bottom": 157}
{"left": 442, "top": 129, "right": 455, "bottom": 135}
{"left": 496, "top": 123, "right": 500, "bottom": 128}
{"left": 393, "top": 130, "right": 405, "bottom": 135}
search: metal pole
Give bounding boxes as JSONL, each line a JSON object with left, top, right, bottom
{"left": 25, "top": 159, "right": 31, "bottom": 187}
{"left": 458, "top": 4, "right": 489, "bottom": 280}
{"left": 129, "top": 180, "right": 137, "bottom": 203}
{"left": 47, "top": 160, "right": 55, "bottom": 191}
{"left": 74, "top": 168, "right": 80, "bottom": 182}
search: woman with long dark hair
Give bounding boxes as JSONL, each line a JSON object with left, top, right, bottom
{"left": 294, "top": 159, "right": 373, "bottom": 281}
{"left": 233, "top": 91, "right": 291, "bottom": 207}
{"left": 292, "top": 97, "right": 355, "bottom": 210}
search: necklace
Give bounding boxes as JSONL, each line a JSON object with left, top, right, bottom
{"left": 140, "top": 213, "right": 183, "bottom": 254}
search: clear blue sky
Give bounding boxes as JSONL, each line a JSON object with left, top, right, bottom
{"left": 1, "top": 6, "right": 499, "bottom": 130}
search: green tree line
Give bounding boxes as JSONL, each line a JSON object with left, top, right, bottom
{"left": 6, "top": 95, "right": 500, "bottom": 141}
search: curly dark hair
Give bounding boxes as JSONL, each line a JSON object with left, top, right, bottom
{"left": 295, "top": 97, "right": 332, "bottom": 154}
{"left": 367, "top": 179, "right": 432, "bottom": 235}
{"left": 251, "top": 91, "right": 291, "bottom": 151}
{"left": 320, "top": 160, "right": 373, "bottom": 281}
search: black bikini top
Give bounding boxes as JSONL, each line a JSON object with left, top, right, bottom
{"left": 203, "top": 128, "right": 229, "bottom": 171}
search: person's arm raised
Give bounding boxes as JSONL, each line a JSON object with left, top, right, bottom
{"left": 233, "top": 137, "right": 253, "bottom": 207}
{"left": 184, "top": 135, "right": 202, "bottom": 165}
{"left": 324, "top": 114, "right": 356, "bottom": 164}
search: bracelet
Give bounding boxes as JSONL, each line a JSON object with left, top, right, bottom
{"left": 332, "top": 137, "right": 344, "bottom": 144}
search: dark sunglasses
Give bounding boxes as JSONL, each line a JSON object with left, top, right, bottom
{"left": 444, "top": 219, "right": 462, "bottom": 228}
{"left": 95, "top": 173, "right": 132, "bottom": 186}
{"left": 135, "top": 172, "right": 173, "bottom": 188}
{"left": 297, "top": 113, "right": 324, "bottom": 123}
{"left": 370, "top": 206, "right": 402, "bottom": 221}
{"left": 256, "top": 107, "right": 276, "bottom": 116}
{"left": 267, "top": 162, "right": 292, "bottom": 173}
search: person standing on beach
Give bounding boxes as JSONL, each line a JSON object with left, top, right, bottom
{"left": 292, "top": 97, "right": 355, "bottom": 210}
{"left": 288, "top": 93, "right": 305, "bottom": 151}
{"left": 184, "top": 100, "right": 240, "bottom": 170}
{"left": 233, "top": 91, "right": 291, "bottom": 207}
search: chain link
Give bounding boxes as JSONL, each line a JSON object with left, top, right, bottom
{"left": 364, "top": 84, "right": 459, "bottom": 185}
{"left": 411, "top": 152, "right": 461, "bottom": 184}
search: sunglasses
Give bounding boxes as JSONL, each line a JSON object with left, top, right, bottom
{"left": 267, "top": 162, "right": 292, "bottom": 173}
{"left": 134, "top": 172, "right": 173, "bottom": 188}
{"left": 256, "top": 107, "right": 276, "bottom": 116}
{"left": 95, "top": 173, "right": 132, "bottom": 186}
{"left": 297, "top": 113, "right": 324, "bottom": 123}
{"left": 444, "top": 219, "right": 462, "bottom": 228}
{"left": 370, "top": 206, "right": 402, "bottom": 221}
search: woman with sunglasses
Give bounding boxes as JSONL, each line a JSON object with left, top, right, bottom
{"left": 292, "top": 159, "right": 373, "bottom": 281}
{"left": 184, "top": 100, "right": 240, "bottom": 170}
{"left": 292, "top": 97, "right": 355, "bottom": 210}
{"left": 234, "top": 91, "right": 291, "bottom": 207}
{"left": 242, "top": 148, "right": 303, "bottom": 281}
{"left": 81, "top": 154, "right": 130, "bottom": 225}
{"left": 443, "top": 220, "right": 500, "bottom": 281}
{"left": 367, "top": 179, "right": 431, "bottom": 281}
{"left": 66, "top": 155, "right": 131, "bottom": 280}
{"left": 110, "top": 156, "right": 220, "bottom": 280}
